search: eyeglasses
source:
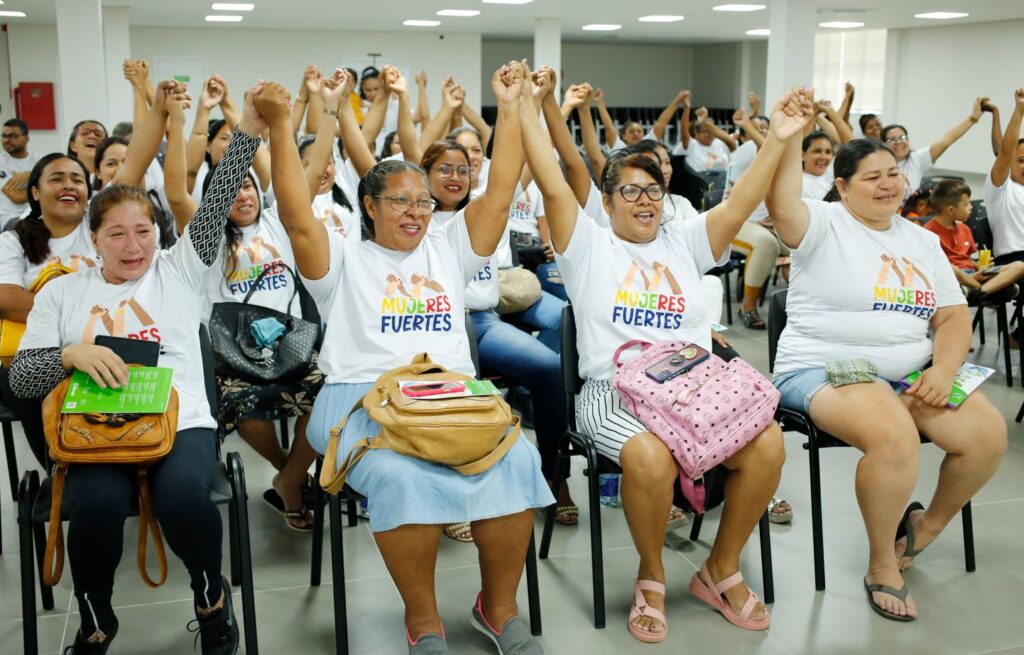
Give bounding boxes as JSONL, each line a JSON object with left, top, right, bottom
{"left": 1, "top": 133, "right": 25, "bottom": 140}
{"left": 885, "top": 135, "right": 909, "bottom": 144}
{"left": 615, "top": 184, "right": 665, "bottom": 202}
{"left": 76, "top": 128, "right": 106, "bottom": 139}
{"left": 437, "top": 163, "right": 470, "bottom": 179}
{"left": 377, "top": 194, "right": 437, "bottom": 214}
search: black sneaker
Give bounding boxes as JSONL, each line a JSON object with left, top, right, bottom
{"left": 64, "top": 618, "right": 119, "bottom": 654}
{"left": 187, "top": 576, "right": 239, "bottom": 654}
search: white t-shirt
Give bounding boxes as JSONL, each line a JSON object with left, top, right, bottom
{"left": 0, "top": 151, "right": 40, "bottom": 222}
{"left": 203, "top": 208, "right": 305, "bottom": 320}
{"left": 19, "top": 227, "right": 218, "bottom": 431}
{"left": 674, "top": 138, "right": 731, "bottom": 172}
{"left": 611, "top": 129, "right": 658, "bottom": 153}
{"left": 301, "top": 209, "right": 489, "bottom": 383}
{"left": 663, "top": 193, "right": 700, "bottom": 223}
{"left": 508, "top": 182, "right": 541, "bottom": 238}
{"left": 430, "top": 208, "right": 511, "bottom": 313}
{"left": 899, "top": 147, "right": 934, "bottom": 195}
{"left": 985, "top": 172, "right": 1024, "bottom": 257}
{"left": 312, "top": 189, "right": 360, "bottom": 240}
{"left": 555, "top": 206, "right": 727, "bottom": 381}
{"left": 774, "top": 200, "right": 965, "bottom": 380}
{"left": 0, "top": 219, "right": 99, "bottom": 289}
{"left": 727, "top": 140, "right": 757, "bottom": 187}
{"left": 748, "top": 163, "right": 836, "bottom": 224}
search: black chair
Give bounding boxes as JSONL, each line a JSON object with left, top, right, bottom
{"left": 766, "top": 289, "right": 976, "bottom": 591}
{"left": 16, "top": 326, "right": 258, "bottom": 655}
{"left": 962, "top": 209, "right": 1016, "bottom": 386}
{"left": 539, "top": 305, "right": 774, "bottom": 628}
{"left": 306, "top": 319, "right": 543, "bottom": 655}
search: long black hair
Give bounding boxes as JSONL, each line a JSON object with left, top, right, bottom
{"left": 822, "top": 138, "right": 897, "bottom": 202}
{"left": 14, "top": 153, "right": 92, "bottom": 265}
{"left": 93, "top": 136, "right": 130, "bottom": 190}
{"left": 297, "top": 139, "right": 352, "bottom": 211}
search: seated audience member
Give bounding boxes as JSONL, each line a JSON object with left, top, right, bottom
{"left": 676, "top": 99, "right": 737, "bottom": 172}
{"left": 67, "top": 119, "right": 108, "bottom": 178}
{"left": 768, "top": 104, "right": 1007, "bottom": 622}
{"left": 881, "top": 97, "right": 986, "bottom": 195}
{"left": 860, "top": 113, "right": 883, "bottom": 141}
{"left": 275, "top": 63, "right": 551, "bottom": 654}
{"left": 524, "top": 75, "right": 810, "bottom": 642}
{"left": 986, "top": 89, "right": 1024, "bottom": 266}
{"left": 0, "top": 118, "right": 41, "bottom": 228}
{"left": 8, "top": 79, "right": 261, "bottom": 653}
{"left": 924, "top": 178, "right": 1024, "bottom": 303}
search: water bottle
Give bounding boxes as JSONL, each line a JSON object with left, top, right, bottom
{"left": 598, "top": 473, "right": 621, "bottom": 507}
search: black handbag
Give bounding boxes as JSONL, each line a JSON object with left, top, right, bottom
{"left": 208, "top": 264, "right": 321, "bottom": 384}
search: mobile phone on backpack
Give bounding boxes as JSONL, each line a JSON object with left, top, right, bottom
{"left": 644, "top": 345, "right": 710, "bottom": 383}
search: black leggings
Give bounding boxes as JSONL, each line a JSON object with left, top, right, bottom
{"left": 66, "top": 428, "right": 223, "bottom": 634}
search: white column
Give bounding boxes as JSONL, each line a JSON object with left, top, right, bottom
{"left": 533, "top": 18, "right": 561, "bottom": 88}
{"left": 103, "top": 6, "right": 133, "bottom": 130}
{"left": 765, "top": 0, "right": 816, "bottom": 103}
{"left": 881, "top": 29, "right": 903, "bottom": 125}
{"left": 56, "top": 0, "right": 108, "bottom": 138}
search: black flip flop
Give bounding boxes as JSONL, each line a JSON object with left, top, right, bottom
{"left": 895, "top": 501, "right": 925, "bottom": 562}
{"left": 263, "top": 488, "right": 314, "bottom": 533}
{"left": 864, "top": 577, "right": 915, "bottom": 622}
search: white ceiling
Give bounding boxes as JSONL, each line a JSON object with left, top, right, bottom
{"left": 5, "top": 0, "right": 1024, "bottom": 43}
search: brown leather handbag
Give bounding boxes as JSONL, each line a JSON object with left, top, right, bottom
{"left": 320, "top": 353, "right": 520, "bottom": 494}
{"left": 41, "top": 374, "right": 179, "bottom": 588}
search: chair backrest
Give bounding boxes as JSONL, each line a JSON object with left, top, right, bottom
{"left": 560, "top": 303, "right": 583, "bottom": 390}
{"left": 966, "top": 203, "right": 994, "bottom": 251}
{"left": 465, "top": 313, "right": 482, "bottom": 378}
{"left": 198, "top": 324, "right": 219, "bottom": 410}
{"left": 702, "top": 188, "right": 725, "bottom": 211}
{"left": 767, "top": 289, "right": 788, "bottom": 374}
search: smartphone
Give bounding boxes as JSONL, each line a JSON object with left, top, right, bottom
{"left": 983, "top": 265, "right": 1002, "bottom": 275}
{"left": 402, "top": 381, "right": 467, "bottom": 398}
{"left": 645, "top": 345, "right": 710, "bottom": 383}
{"left": 94, "top": 335, "right": 160, "bottom": 366}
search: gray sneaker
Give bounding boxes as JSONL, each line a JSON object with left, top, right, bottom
{"left": 470, "top": 595, "right": 543, "bottom": 654}
{"left": 408, "top": 630, "right": 447, "bottom": 654}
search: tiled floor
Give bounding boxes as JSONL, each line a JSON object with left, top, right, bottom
{"left": 3, "top": 299, "right": 1024, "bottom": 654}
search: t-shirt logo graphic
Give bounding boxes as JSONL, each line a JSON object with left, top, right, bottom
{"left": 380, "top": 272, "right": 453, "bottom": 333}
{"left": 46, "top": 254, "right": 97, "bottom": 271}
{"left": 226, "top": 237, "right": 289, "bottom": 296}
{"left": 317, "top": 207, "right": 346, "bottom": 237}
{"left": 611, "top": 260, "right": 687, "bottom": 329}
{"left": 82, "top": 297, "right": 160, "bottom": 342}
{"left": 872, "top": 254, "right": 937, "bottom": 319}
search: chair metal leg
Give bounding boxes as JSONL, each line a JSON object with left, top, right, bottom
{"left": 1016, "top": 398, "right": 1024, "bottom": 424}
{"left": 758, "top": 511, "right": 774, "bottom": 604}
{"left": 688, "top": 512, "right": 704, "bottom": 541}
{"left": 34, "top": 520, "right": 53, "bottom": 611}
{"left": 229, "top": 453, "right": 259, "bottom": 655}
{"left": 808, "top": 430, "right": 826, "bottom": 591}
{"left": 311, "top": 459, "right": 325, "bottom": 587}
{"left": 540, "top": 445, "right": 571, "bottom": 559}
{"left": 962, "top": 501, "right": 976, "bottom": 573}
{"left": 228, "top": 486, "right": 241, "bottom": 587}
{"left": 19, "top": 472, "right": 39, "bottom": 655}
{"left": 3, "top": 420, "right": 17, "bottom": 498}
{"left": 346, "top": 496, "right": 358, "bottom": 528}
{"left": 997, "top": 303, "right": 1013, "bottom": 387}
{"left": 525, "top": 530, "right": 542, "bottom": 636}
{"left": 581, "top": 438, "right": 606, "bottom": 629}
{"left": 279, "top": 417, "right": 290, "bottom": 451}
{"left": 723, "top": 270, "right": 733, "bottom": 326}
{"left": 977, "top": 307, "right": 987, "bottom": 345}
{"left": 329, "top": 493, "right": 348, "bottom": 655}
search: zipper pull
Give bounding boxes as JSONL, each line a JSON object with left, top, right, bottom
{"left": 378, "top": 395, "right": 391, "bottom": 408}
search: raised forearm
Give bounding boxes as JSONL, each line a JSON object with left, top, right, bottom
{"left": 397, "top": 92, "right": 422, "bottom": 164}
{"left": 577, "top": 104, "right": 607, "bottom": 180}
{"left": 417, "top": 104, "right": 455, "bottom": 153}
{"left": 595, "top": 100, "right": 617, "bottom": 147}
{"left": 361, "top": 93, "right": 389, "bottom": 148}
{"left": 542, "top": 94, "right": 589, "bottom": 207}
{"left": 462, "top": 102, "right": 493, "bottom": 151}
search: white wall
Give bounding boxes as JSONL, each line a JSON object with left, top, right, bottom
{"left": 483, "top": 39, "right": 695, "bottom": 107}
{"left": 6, "top": 22, "right": 482, "bottom": 156}
{"left": 886, "top": 19, "right": 1024, "bottom": 176}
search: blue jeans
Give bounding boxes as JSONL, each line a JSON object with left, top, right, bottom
{"left": 504, "top": 290, "right": 564, "bottom": 353}
{"left": 470, "top": 308, "right": 567, "bottom": 479}
{"left": 536, "top": 262, "right": 568, "bottom": 302}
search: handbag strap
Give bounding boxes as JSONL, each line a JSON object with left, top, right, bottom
{"left": 42, "top": 464, "right": 67, "bottom": 587}
{"left": 136, "top": 469, "right": 168, "bottom": 587}
{"left": 449, "top": 416, "right": 521, "bottom": 475}
{"left": 318, "top": 399, "right": 367, "bottom": 494}
{"left": 612, "top": 340, "right": 652, "bottom": 368}
{"left": 240, "top": 262, "right": 302, "bottom": 313}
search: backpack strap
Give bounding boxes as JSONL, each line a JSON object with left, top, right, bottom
{"left": 136, "top": 469, "right": 168, "bottom": 587}
{"left": 450, "top": 416, "right": 522, "bottom": 476}
{"left": 42, "top": 464, "right": 67, "bottom": 587}
{"left": 612, "top": 340, "right": 652, "bottom": 368}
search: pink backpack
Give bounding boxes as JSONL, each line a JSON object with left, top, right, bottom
{"left": 612, "top": 340, "right": 780, "bottom": 514}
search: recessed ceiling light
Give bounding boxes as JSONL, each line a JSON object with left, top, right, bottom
{"left": 211, "top": 2, "right": 254, "bottom": 9}
{"left": 482, "top": 0, "right": 534, "bottom": 4}
{"left": 713, "top": 4, "right": 766, "bottom": 12}
{"left": 205, "top": 14, "right": 243, "bottom": 21}
{"left": 437, "top": 9, "right": 480, "bottom": 16}
{"left": 639, "top": 15, "right": 685, "bottom": 23}
{"left": 746, "top": 28, "right": 770, "bottom": 36}
{"left": 914, "top": 11, "right": 968, "bottom": 20}
{"left": 404, "top": 19, "right": 442, "bottom": 26}
{"left": 582, "top": 24, "right": 622, "bottom": 31}
{"left": 819, "top": 21, "right": 865, "bottom": 28}
{"left": 0, "top": 11, "right": 27, "bottom": 18}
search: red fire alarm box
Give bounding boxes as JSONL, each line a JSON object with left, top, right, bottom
{"left": 14, "top": 82, "right": 56, "bottom": 130}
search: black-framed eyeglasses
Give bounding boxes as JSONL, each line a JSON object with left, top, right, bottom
{"left": 377, "top": 194, "right": 437, "bottom": 214}
{"left": 1, "top": 132, "right": 26, "bottom": 140}
{"left": 615, "top": 184, "right": 665, "bottom": 202}
{"left": 885, "top": 135, "right": 909, "bottom": 144}
{"left": 437, "top": 163, "right": 470, "bottom": 179}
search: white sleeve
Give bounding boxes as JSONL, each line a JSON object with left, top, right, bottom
{"left": 19, "top": 279, "right": 63, "bottom": 350}
{"left": 667, "top": 212, "right": 729, "bottom": 273}
{"left": 583, "top": 180, "right": 610, "bottom": 228}
{"left": 792, "top": 200, "right": 833, "bottom": 254}
{"left": 298, "top": 226, "right": 345, "bottom": 307}
{"left": 611, "top": 137, "right": 627, "bottom": 152}
{"left": 443, "top": 208, "right": 490, "bottom": 286}
{"left": 556, "top": 205, "right": 599, "bottom": 271}
{"left": 0, "top": 232, "right": 27, "bottom": 287}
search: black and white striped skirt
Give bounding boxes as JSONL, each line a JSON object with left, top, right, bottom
{"left": 576, "top": 378, "right": 647, "bottom": 465}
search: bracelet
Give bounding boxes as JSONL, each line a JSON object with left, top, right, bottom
{"left": 324, "top": 108, "right": 339, "bottom": 116}
{"left": 192, "top": 132, "right": 208, "bottom": 137}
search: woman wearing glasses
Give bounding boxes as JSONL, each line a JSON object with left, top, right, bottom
{"left": 522, "top": 77, "right": 815, "bottom": 640}
{"left": 276, "top": 62, "right": 551, "bottom": 654}
{"left": 881, "top": 97, "right": 986, "bottom": 195}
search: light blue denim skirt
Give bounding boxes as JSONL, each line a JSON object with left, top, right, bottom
{"left": 308, "top": 382, "right": 555, "bottom": 532}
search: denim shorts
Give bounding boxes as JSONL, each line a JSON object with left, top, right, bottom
{"left": 773, "top": 368, "right": 903, "bottom": 414}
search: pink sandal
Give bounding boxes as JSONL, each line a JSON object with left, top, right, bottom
{"left": 689, "top": 563, "right": 770, "bottom": 631}
{"left": 627, "top": 579, "right": 668, "bottom": 643}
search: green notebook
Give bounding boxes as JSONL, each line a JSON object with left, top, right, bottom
{"left": 61, "top": 367, "right": 174, "bottom": 414}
